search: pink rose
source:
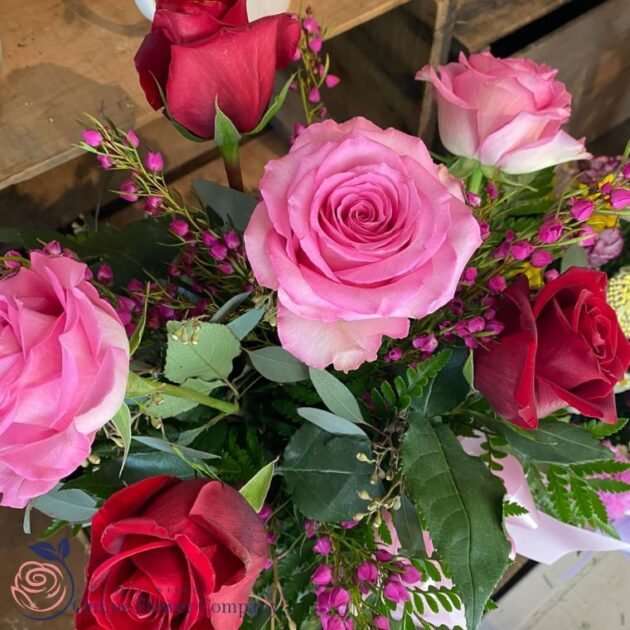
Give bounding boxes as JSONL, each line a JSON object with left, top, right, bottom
{"left": 0, "top": 253, "right": 130, "bottom": 508}
{"left": 417, "top": 52, "right": 590, "bottom": 174}
{"left": 245, "top": 118, "right": 481, "bottom": 371}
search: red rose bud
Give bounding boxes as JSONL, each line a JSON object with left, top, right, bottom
{"left": 134, "top": 0, "right": 300, "bottom": 139}
{"left": 474, "top": 269, "right": 630, "bottom": 428}
{"left": 76, "top": 477, "right": 267, "bottom": 630}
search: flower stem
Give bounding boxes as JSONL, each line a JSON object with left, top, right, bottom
{"left": 149, "top": 379, "right": 239, "bottom": 415}
{"left": 220, "top": 144, "right": 244, "bottom": 192}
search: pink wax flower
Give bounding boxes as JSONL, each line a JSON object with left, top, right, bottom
{"left": 579, "top": 226, "right": 597, "bottom": 247}
{"left": 97, "top": 154, "right": 113, "bottom": 170}
{"left": 96, "top": 263, "right": 114, "bottom": 286}
{"left": 511, "top": 240, "right": 534, "bottom": 261}
{"left": 461, "top": 266, "right": 478, "bottom": 285}
{"left": 169, "top": 219, "right": 189, "bottom": 238}
{"left": 412, "top": 334, "right": 438, "bottom": 354}
{"left": 144, "top": 195, "right": 162, "bottom": 215}
{"left": 224, "top": 230, "right": 241, "bottom": 250}
{"left": 145, "top": 151, "right": 164, "bottom": 172}
{"left": 312, "top": 565, "right": 333, "bottom": 586}
{"left": 570, "top": 198, "right": 594, "bottom": 222}
{"left": 308, "top": 86, "right": 321, "bottom": 103}
{"left": 374, "top": 616, "right": 390, "bottom": 629}
{"left": 539, "top": 220, "right": 563, "bottom": 244}
{"left": 326, "top": 74, "right": 341, "bottom": 89}
{"left": 119, "top": 180, "right": 139, "bottom": 203}
{"left": 356, "top": 561, "right": 378, "bottom": 584}
{"left": 383, "top": 577, "right": 409, "bottom": 603}
{"left": 485, "top": 181, "right": 498, "bottom": 200}
{"left": 82, "top": 129, "right": 102, "bottom": 147}
{"left": 127, "top": 129, "right": 140, "bottom": 148}
{"left": 531, "top": 249, "right": 554, "bottom": 268}
{"left": 314, "top": 536, "right": 332, "bottom": 556}
{"left": 488, "top": 275, "right": 507, "bottom": 293}
{"left": 244, "top": 117, "right": 481, "bottom": 371}
{"left": 466, "top": 191, "right": 481, "bottom": 207}
{"left": 417, "top": 52, "right": 590, "bottom": 173}
{"left": 0, "top": 253, "right": 129, "bottom": 508}
{"left": 611, "top": 189, "right": 630, "bottom": 209}
{"left": 305, "top": 519, "right": 319, "bottom": 538}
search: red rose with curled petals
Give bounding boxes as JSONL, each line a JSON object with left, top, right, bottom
{"left": 134, "top": 0, "right": 300, "bottom": 139}
{"left": 76, "top": 476, "right": 268, "bottom": 629}
{"left": 474, "top": 267, "right": 630, "bottom": 428}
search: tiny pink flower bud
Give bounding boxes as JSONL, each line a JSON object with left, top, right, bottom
{"left": 450, "top": 298, "right": 465, "bottom": 316}
{"left": 579, "top": 226, "right": 597, "bottom": 247}
{"left": 127, "top": 130, "right": 140, "bottom": 148}
{"left": 96, "top": 264, "right": 114, "bottom": 286}
{"left": 504, "top": 230, "right": 516, "bottom": 243}
{"left": 43, "top": 240, "right": 62, "bottom": 256}
{"left": 530, "top": 249, "right": 553, "bottom": 268}
{"left": 466, "top": 191, "right": 482, "bottom": 207}
{"left": 314, "top": 536, "right": 332, "bottom": 556}
{"left": 538, "top": 220, "right": 563, "bottom": 244}
{"left": 308, "top": 86, "right": 321, "bottom": 103}
{"left": 145, "top": 151, "right": 164, "bottom": 172}
{"left": 479, "top": 221, "right": 491, "bottom": 241}
{"left": 412, "top": 334, "right": 438, "bottom": 354}
{"left": 601, "top": 181, "right": 613, "bottom": 195}
{"left": 511, "top": 240, "right": 534, "bottom": 261}
{"left": 485, "top": 181, "right": 498, "bottom": 200}
{"left": 325, "top": 74, "right": 341, "bottom": 89}
{"left": 357, "top": 562, "right": 378, "bottom": 584}
{"left": 120, "top": 180, "right": 139, "bottom": 203}
{"left": 303, "top": 16, "right": 320, "bottom": 33}
{"left": 291, "top": 47, "right": 301, "bottom": 62}
{"left": 82, "top": 129, "right": 102, "bottom": 147}
{"left": 488, "top": 275, "right": 507, "bottom": 294}
{"left": 340, "top": 520, "right": 358, "bottom": 529}
{"left": 545, "top": 269, "right": 560, "bottom": 281}
{"left": 116, "top": 310, "right": 133, "bottom": 326}
{"left": 305, "top": 519, "right": 319, "bottom": 538}
{"left": 374, "top": 616, "right": 390, "bottom": 630}
{"left": 374, "top": 549, "right": 392, "bottom": 563}
{"left": 144, "top": 196, "right": 162, "bottom": 216}
{"left": 493, "top": 241, "right": 510, "bottom": 259}
{"left": 622, "top": 163, "right": 630, "bottom": 179}
{"left": 259, "top": 505, "right": 273, "bottom": 521}
{"left": 312, "top": 565, "right": 333, "bottom": 586}
{"left": 611, "top": 189, "right": 630, "bottom": 209}
{"left": 3, "top": 250, "right": 22, "bottom": 269}
{"left": 127, "top": 278, "right": 145, "bottom": 293}
{"left": 570, "top": 198, "right": 594, "bottom": 221}
{"left": 484, "top": 309, "right": 496, "bottom": 320}
{"left": 97, "top": 154, "right": 113, "bottom": 170}
{"left": 168, "top": 264, "right": 181, "bottom": 277}
{"left": 401, "top": 564, "right": 422, "bottom": 585}
{"left": 224, "top": 230, "right": 240, "bottom": 249}
{"left": 467, "top": 316, "right": 486, "bottom": 334}
{"left": 461, "top": 266, "right": 478, "bottom": 285}
{"left": 266, "top": 532, "right": 277, "bottom": 544}
{"left": 210, "top": 243, "right": 228, "bottom": 261}
{"left": 486, "top": 320, "right": 505, "bottom": 335}
{"left": 264, "top": 558, "right": 273, "bottom": 570}
{"left": 309, "top": 36, "right": 323, "bottom": 53}
{"left": 201, "top": 231, "right": 218, "bottom": 246}
{"left": 169, "top": 219, "right": 189, "bottom": 237}
{"left": 218, "top": 262, "right": 234, "bottom": 275}
{"left": 387, "top": 347, "right": 403, "bottom": 361}
{"left": 384, "top": 578, "right": 409, "bottom": 603}
{"left": 118, "top": 297, "right": 137, "bottom": 313}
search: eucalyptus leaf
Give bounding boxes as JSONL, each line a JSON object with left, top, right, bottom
{"left": 129, "top": 284, "right": 150, "bottom": 355}
{"left": 297, "top": 407, "right": 367, "bottom": 437}
{"left": 227, "top": 309, "right": 264, "bottom": 340}
{"left": 111, "top": 402, "right": 132, "bottom": 474}
{"left": 132, "top": 436, "right": 219, "bottom": 460}
{"left": 402, "top": 415, "right": 510, "bottom": 630}
{"left": 194, "top": 180, "right": 257, "bottom": 233}
{"left": 281, "top": 424, "right": 380, "bottom": 522}
{"left": 240, "top": 459, "right": 277, "bottom": 512}
{"left": 561, "top": 244, "right": 589, "bottom": 273}
{"left": 33, "top": 488, "right": 98, "bottom": 524}
{"left": 247, "top": 346, "right": 309, "bottom": 383}
{"left": 211, "top": 292, "right": 251, "bottom": 323}
{"left": 164, "top": 321, "right": 240, "bottom": 384}
{"left": 309, "top": 368, "right": 364, "bottom": 422}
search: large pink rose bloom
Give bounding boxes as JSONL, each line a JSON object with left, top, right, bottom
{"left": 245, "top": 117, "right": 482, "bottom": 371}
{"left": 417, "top": 52, "right": 590, "bottom": 174}
{"left": 0, "top": 253, "right": 130, "bottom": 508}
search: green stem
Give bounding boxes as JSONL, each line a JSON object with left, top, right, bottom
{"left": 468, "top": 167, "right": 484, "bottom": 195}
{"left": 153, "top": 379, "right": 238, "bottom": 415}
{"left": 220, "top": 144, "right": 244, "bottom": 192}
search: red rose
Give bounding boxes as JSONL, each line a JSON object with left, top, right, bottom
{"left": 76, "top": 476, "right": 267, "bottom": 629}
{"left": 475, "top": 268, "right": 630, "bottom": 428}
{"left": 134, "top": 0, "right": 300, "bottom": 139}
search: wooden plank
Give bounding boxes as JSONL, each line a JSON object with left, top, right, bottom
{"left": 520, "top": 0, "right": 630, "bottom": 141}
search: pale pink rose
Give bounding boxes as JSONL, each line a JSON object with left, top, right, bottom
{"left": 417, "top": 52, "right": 591, "bottom": 174}
{"left": 0, "top": 253, "right": 130, "bottom": 508}
{"left": 245, "top": 117, "right": 481, "bottom": 371}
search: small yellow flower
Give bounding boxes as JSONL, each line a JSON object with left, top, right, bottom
{"left": 587, "top": 212, "right": 618, "bottom": 232}
{"left": 511, "top": 263, "right": 544, "bottom": 288}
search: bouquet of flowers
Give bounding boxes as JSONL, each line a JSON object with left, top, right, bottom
{"left": 2, "top": 2, "right": 630, "bottom": 629}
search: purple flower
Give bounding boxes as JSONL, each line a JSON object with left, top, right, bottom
{"left": 340, "top": 520, "right": 358, "bottom": 529}
{"left": 401, "top": 563, "right": 422, "bottom": 585}
{"left": 314, "top": 536, "right": 332, "bottom": 556}
{"left": 356, "top": 561, "right": 378, "bottom": 584}
{"left": 579, "top": 226, "right": 597, "bottom": 247}
{"left": 210, "top": 243, "right": 228, "bottom": 261}
{"left": 387, "top": 347, "right": 403, "bottom": 362}
{"left": 144, "top": 196, "right": 163, "bottom": 215}
{"left": 588, "top": 228, "right": 624, "bottom": 266}
{"left": 544, "top": 269, "right": 560, "bottom": 281}
{"left": 97, "top": 154, "right": 113, "bottom": 170}
{"left": 325, "top": 74, "right": 341, "bottom": 89}
{"left": 485, "top": 181, "right": 498, "bottom": 200}
{"left": 466, "top": 316, "right": 486, "bottom": 334}
{"left": 43, "top": 241, "right": 62, "bottom": 256}
{"left": 374, "top": 549, "right": 392, "bottom": 563}
{"left": 479, "top": 221, "right": 491, "bottom": 240}
{"left": 304, "top": 519, "right": 319, "bottom": 538}
{"left": 258, "top": 505, "right": 273, "bottom": 521}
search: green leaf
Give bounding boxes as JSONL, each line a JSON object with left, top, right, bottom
{"left": 309, "top": 368, "right": 364, "bottom": 422}
{"left": 240, "top": 459, "right": 277, "bottom": 512}
{"left": 121, "top": 452, "right": 197, "bottom": 484}
{"left": 246, "top": 73, "right": 296, "bottom": 136}
{"left": 126, "top": 371, "right": 156, "bottom": 398}
{"left": 145, "top": 378, "right": 220, "bottom": 418}
{"left": 111, "top": 402, "right": 132, "bottom": 474}
{"left": 214, "top": 101, "right": 241, "bottom": 162}
{"left": 490, "top": 418, "right": 613, "bottom": 465}
{"left": 129, "top": 284, "right": 150, "bottom": 355}
{"left": 32, "top": 488, "right": 98, "bottom": 524}
{"left": 211, "top": 292, "right": 252, "bottom": 323}
{"left": 132, "top": 436, "right": 219, "bottom": 460}
{"left": 561, "top": 244, "right": 589, "bottom": 273}
{"left": 227, "top": 309, "right": 264, "bottom": 340}
{"left": 247, "top": 346, "right": 309, "bottom": 383}
{"left": 584, "top": 417, "right": 629, "bottom": 439}
{"left": 402, "top": 415, "right": 511, "bottom": 630}
{"left": 193, "top": 180, "right": 257, "bottom": 232}
{"left": 412, "top": 347, "right": 470, "bottom": 415}
{"left": 297, "top": 407, "right": 368, "bottom": 437}
{"left": 503, "top": 500, "right": 529, "bottom": 517}
{"left": 573, "top": 460, "right": 630, "bottom": 475}
{"left": 588, "top": 478, "right": 630, "bottom": 493}
{"left": 281, "top": 424, "right": 380, "bottom": 522}
{"left": 165, "top": 321, "right": 241, "bottom": 384}
{"left": 391, "top": 495, "right": 426, "bottom": 556}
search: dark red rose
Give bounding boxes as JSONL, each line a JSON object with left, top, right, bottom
{"left": 76, "top": 476, "right": 267, "bottom": 630}
{"left": 475, "top": 268, "right": 630, "bottom": 428}
{"left": 134, "top": 0, "right": 300, "bottom": 139}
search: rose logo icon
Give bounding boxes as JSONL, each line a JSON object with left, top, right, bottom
{"left": 10, "top": 538, "right": 74, "bottom": 621}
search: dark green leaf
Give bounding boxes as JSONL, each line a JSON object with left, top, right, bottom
{"left": 281, "top": 424, "right": 380, "bottom": 522}
{"left": 194, "top": 179, "right": 257, "bottom": 232}
{"left": 402, "top": 415, "right": 510, "bottom": 630}
{"left": 391, "top": 495, "right": 426, "bottom": 555}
